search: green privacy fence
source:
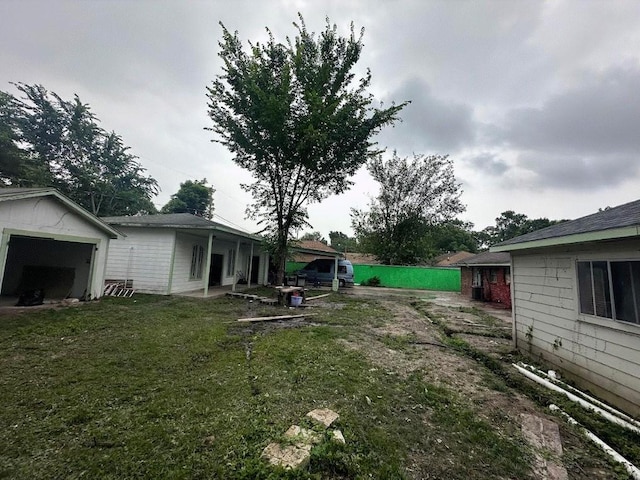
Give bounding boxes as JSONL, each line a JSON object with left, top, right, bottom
{"left": 286, "top": 262, "right": 460, "bottom": 292}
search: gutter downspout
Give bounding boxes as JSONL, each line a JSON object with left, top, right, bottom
{"left": 203, "top": 233, "right": 214, "bottom": 297}
{"left": 247, "top": 242, "right": 254, "bottom": 289}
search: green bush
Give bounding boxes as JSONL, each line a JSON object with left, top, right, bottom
{"left": 361, "top": 276, "right": 381, "bottom": 287}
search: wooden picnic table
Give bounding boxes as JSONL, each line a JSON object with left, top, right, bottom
{"left": 274, "top": 286, "right": 306, "bottom": 306}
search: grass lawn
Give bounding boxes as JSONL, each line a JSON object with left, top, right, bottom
{"left": 0, "top": 291, "right": 634, "bottom": 479}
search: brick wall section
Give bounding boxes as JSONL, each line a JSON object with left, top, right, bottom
{"left": 483, "top": 267, "right": 511, "bottom": 308}
{"left": 461, "top": 267, "right": 473, "bottom": 297}
{"left": 460, "top": 265, "right": 512, "bottom": 308}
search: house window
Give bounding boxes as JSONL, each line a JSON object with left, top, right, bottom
{"left": 190, "top": 245, "right": 204, "bottom": 280}
{"left": 227, "top": 248, "right": 236, "bottom": 276}
{"left": 577, "top": 260, "right": 640, "bottom": 324}
{"left": 490, "top": 269, "right": 498, "bottom": 283}
{"left": 472, "top": 268, "right": 481, "bottom": 287}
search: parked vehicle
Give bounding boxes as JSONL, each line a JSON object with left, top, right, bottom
{"left": 297, "top": 259, "right": 354, "bottom": 287}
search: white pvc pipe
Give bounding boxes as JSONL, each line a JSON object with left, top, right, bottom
{"left": 519, "top": 362, "right": 640, "bottom": 430}
{"left": 549, "top": 404, "right": 640, "bottom": 480}
{"left": 512, "top": 363, "right": 640, "bottom": 434}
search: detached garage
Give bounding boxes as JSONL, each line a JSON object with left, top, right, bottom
{"left": 0, "top": 188, "right": 119, "bottom": 303}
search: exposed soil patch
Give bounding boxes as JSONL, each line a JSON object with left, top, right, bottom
{"left": 340, "top": 289, "right": 621, "bottom": 480}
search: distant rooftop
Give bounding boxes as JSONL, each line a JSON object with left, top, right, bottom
{"left": 455, "top": 251, "right": 510, "bottom": 266}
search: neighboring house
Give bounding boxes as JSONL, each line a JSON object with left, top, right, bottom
{"left": 492, "top": 199, "right": 640, "bottom": 416}
{"left": 432, "top": 250, "right": 475, "bottom": 267}
{"left": 102, "top": 213, "right": 268, "bottom": 295}
{"left": 0, "top": 188, "right": 119, "bottom": 301}
{"left": 456, "top": 251, "right": 511, "bottom": 308}
{"left": 344, "top": 252, "right": 381, "bottom": 265}
{"left": 291, "top": 240, "right": 341, "bottom": 263}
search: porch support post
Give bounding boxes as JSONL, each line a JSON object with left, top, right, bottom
{"left": 247, "top": 242, "right": 254, "bottom": 288}
{"left": 203, "top": 232, "right": 214, "bottom": 297}
{"left": 332, "top": 255, "right": 339, "bottom": 291}
{"left": 264, "top": 252, "right": 270, "bottom": 285}
{"left": 232, "top": 239, "right": 241, "bottom": 292}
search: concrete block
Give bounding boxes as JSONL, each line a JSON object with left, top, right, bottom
{"left": 261, "top": 442, "right": 312, "bottom": 469}
{"left": 330, "top": 429, "right": 345, "bottom": 444}
{"left": 306, "top": 408, "right": 339, "bottom": 428}
{"left": 521, "top": 414, "right": 568, "bottom": 480}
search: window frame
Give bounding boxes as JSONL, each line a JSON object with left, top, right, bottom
{"left": 190, "top": 244, "right": 205, "bottom": 280}
{"left": 576, "top": 258, "right": 640, "bottom": 331}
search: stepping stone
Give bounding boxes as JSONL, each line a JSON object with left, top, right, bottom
{"left": 330, "top": 429, "right": 345, "bottom": 444}
{"left": 306, "top": 408, "right": 339, "bottom": 428}
{"left": 261, "top": 442, "right": 312, "bottom": 469}
{"left": 521, "top": 414, "right": 568, "bottom": 480}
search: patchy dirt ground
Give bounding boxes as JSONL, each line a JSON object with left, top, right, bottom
{"left": 335, "top": 287, "right": 621, "bottom": 480}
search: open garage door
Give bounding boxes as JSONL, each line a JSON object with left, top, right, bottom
{"left": 1, "top": 235, "right": 95, "bottom": 300}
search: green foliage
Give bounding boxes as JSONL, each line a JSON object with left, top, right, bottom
{"left": 352, "top": 152, "right": 464, "bottom": 264}
{"left": 0, "top": 83, "right": 158, "bottom": 215}
{"left": 329, "top": 230, "right": 359, "bottom": 253}
{"left": 298, "top": 231, "right": 327, "bottom": 245}
{"left": 360, "top": 275, "right": 381, "bottom": 287}
{"left": 479, "top": 210, "right": 567, "bottom": 247}
{"left": 426, "top": 220, "right": 478, "bottom": 255}
{"left": 207, "top": 15, "right": 407, "bottom": 283}
{"left": 161, "top": 178, "right": 215, "bottom": 218}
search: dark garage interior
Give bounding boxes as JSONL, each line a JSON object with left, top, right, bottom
{"left": 1, "top": 235, "right": 95, "bottom": 301}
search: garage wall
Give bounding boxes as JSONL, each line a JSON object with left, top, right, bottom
{"left": 0, "top": 195, "right": 111, "bottom": 299}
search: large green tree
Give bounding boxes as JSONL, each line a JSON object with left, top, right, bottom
{"left": 329, "top": 231, "right": 359, "bottom": 253}
{"left": 352, "top": 152, "right": 464, "bottom": 265}
{"left": 479, "top": 210, "right": 566, "bottom": 247}
{"left": 0, "top": 83, "right": 158, "bottom": 216}
{"left": 207, "top": 15, "right": 407, "bottom": 283}
{"left": 161, "top": 179, "right": 215, "bottom": 218}
{"left": 299, "top": 231, "right": 327, "bottom": 245}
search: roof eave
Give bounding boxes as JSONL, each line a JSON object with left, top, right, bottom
{"left": 111, "top": 222, "right": 262, "bottom": 242}
{"left": 491, "top": 225, "right": 640, "bottom": 252}
{"left": 458, "top": 262, "right": 510, "bottom": 267}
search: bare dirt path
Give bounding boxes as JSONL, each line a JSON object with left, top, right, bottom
{"left": 339, "top": 287, "right": 615, "bottom": 479}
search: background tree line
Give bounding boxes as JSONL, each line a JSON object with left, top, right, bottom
{"left": 0, "top": 83, "right": 214, "bottom": 218}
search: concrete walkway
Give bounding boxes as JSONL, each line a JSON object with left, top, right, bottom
{"left": 346, "top": 286, "right": 513, "bottom": 324}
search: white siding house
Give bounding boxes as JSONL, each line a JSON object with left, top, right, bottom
{"left": 0, "top": 188, "right": 119, "bottom": 300}
{"left": 102, "top": 213, "right": 268, "bottom": 295}
{"left": 492, "top": 200, "right": 640, "bottom": 416}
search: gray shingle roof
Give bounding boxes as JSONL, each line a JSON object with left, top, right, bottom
{"left": 101, "top": 213, "right": 261, "bottom": 240}
{"left": 495, "top": 198, "right": 640, "bottom": 247}
{"left": 455, "top": 251, "right": 510, "bottom": 266}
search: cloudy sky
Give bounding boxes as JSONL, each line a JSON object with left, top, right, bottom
{"left": 2, "top": 0, "right": 640, "bottom": 238}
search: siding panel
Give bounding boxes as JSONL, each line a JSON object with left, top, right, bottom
{"left": 512, "top": 249, "right": 640, "bottom": 416}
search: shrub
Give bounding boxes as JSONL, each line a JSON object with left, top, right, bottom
{"left": 361, "top": 276, "right": 381, "bottom": 287}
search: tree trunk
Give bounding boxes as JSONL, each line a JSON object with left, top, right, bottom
{"left": 274, "top": 232, "right": 288, "bottom": 285}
